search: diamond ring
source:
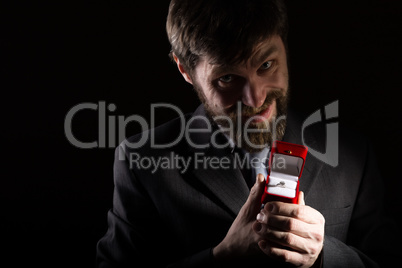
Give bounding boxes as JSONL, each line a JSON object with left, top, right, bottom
{"left": 276, "top": 181, "right": 286, "bottom": 188}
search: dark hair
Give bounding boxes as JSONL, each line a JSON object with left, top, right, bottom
{"left": 166, "top": 0, "right": 288, "bottom": 74}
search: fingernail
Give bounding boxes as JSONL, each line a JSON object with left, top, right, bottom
{"left": 256, "top": 213, "right": 265, "bottom": 222}
{"left": 254, "top": 222, "right": 262, "bottom": 232}
{"left": 259, "top": 240, "right": 267, "bottom": 249}
{"left": 267, "top": 203, "right": 274, "bottom": 212}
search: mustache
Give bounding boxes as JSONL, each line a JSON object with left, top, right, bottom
{"left": 224, "top": 88, "right": 285, "bottom": 117}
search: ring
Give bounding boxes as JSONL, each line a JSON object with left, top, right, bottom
{"left": 276, "top": 181, "right": 286, "bottom": 188}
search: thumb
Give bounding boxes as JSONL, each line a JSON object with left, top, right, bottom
{"left": 298, "top": 191, "right": 305, "bottom": 206}
{"left": 244, "top": 174, "right": 266, "bottom": 212}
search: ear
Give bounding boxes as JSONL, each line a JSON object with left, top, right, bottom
{"left": 173, "top": 54, "right": 193, "bottom": 84}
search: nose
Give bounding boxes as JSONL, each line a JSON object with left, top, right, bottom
{"left": 241, "top": 79, "right": 266, "bottom": 108}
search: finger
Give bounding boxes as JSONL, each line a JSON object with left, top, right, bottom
{"left": 258, "top": 226, "right": 312, "bottom": 253}
{"left": 262, "top": 213, "right": 313, "bottom": 238}
{"left": 298, "top": 191, "right": 305, "bottom": 206}
{"left": 255, "top": 210, "right": 318, "bottom": 241}
{"left": 252, "top": 219, "right": 267, "bottom": 235}
{"left": 258, "top": 240, "right": 307, "bottom": 267}
{"left": 264, "top": 202, "right": 322, "bottom": 224}
{"left": 256, "top": 204, "right": 324, "bottom": 238}
{"left": 246, "top": 174, "right": 265, "bottom": 203}
{"left": 241, "top": 173, "right": 266, "bottom": 217}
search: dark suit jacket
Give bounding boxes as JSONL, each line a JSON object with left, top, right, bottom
{"left": 96, "top": 105, "right": 399, "bottom": 267}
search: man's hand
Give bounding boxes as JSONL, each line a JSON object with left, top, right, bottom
{"left": 252, "top": 192, "right": 325, "bottom": 267}
{"left": 212, "top": 174, "right": 266, "bottom": 260}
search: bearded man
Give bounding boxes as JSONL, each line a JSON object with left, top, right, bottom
{"left": 96, "top": 0, "right": 399, "bottom": 267}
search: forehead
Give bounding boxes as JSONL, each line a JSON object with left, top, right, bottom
{"left": 206, "top": 36, "right": 285, "bottom": 76}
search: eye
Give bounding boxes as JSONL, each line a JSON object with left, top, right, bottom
{"left": 260, "top": 61, "right": 273, "bottom": 70}
{"left": 219, "top": 75, "right": 234, "bottom": 83}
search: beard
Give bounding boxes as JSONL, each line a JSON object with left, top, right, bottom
{"left": 195, "top": 87, "right": 288, "bottom": 152}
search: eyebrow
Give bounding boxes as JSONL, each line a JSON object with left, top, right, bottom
{"left": 210, "top": 44, "right": 279, "bottom": 77}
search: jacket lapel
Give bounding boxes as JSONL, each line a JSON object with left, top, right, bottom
{"left": 187, "top": 149, "right": 249, "bottom": 217}
{"left": 183, "top": 105, "right": 249, "bottom": 217}
{"left": 282, "top": 110, "right": 324, "bottom": 199}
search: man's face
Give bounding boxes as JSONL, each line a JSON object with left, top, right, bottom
{"left": 187, "top": 36, "right": 289, "bottom": 151}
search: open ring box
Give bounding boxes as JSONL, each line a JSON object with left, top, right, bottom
{"left": 261, "top": 141, "right": 308, "bottom": 204}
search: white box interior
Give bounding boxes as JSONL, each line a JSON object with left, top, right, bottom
{"left": 267, "top": 153, "right": 304, "bottom": 198}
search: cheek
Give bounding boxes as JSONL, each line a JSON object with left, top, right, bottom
{"left": 200, "top": 82, "right": 240, "bottom": 110}
{"left": 277, "top": 57, "right": 289, "bottom": 90}
{"left": 265, "top": 67, "right": 288, "bottom": 93}
{"left": 214, "top": 90, "right": 241, "bottom": 109}
{"left": 279, "top": 65, "right": 289, "bottom": 88}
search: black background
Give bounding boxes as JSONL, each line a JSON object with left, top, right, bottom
{"left": 2, "top": 0, "right": 401, "bottom": 267}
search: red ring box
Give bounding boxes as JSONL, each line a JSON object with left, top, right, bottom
{"left": 261, "top": 141, "right": 308, "bottom": 204}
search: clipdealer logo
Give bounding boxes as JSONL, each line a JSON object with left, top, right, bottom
{"left": 126, "top": 151, "right": 288, "bottom": 175}
{"left": 302, "top": 100, "right": 339, "bottom": 167}
{"left": 64, "top": 102, "right": 285, "bottom": 151}
{"left": 64, "top": 101, "right": 339, "bottom": 167}
{"left": 64, "top": 102, "right": 185, "bottom": 149}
